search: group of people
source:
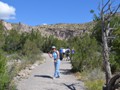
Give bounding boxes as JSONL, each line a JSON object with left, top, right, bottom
{"left": 59, "top": 47, "right": 75, "bottom": 61}
{"left": 48, "top": 46, "right": 75, "bottom": 79}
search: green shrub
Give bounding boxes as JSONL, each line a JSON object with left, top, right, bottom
{"left": 85, "top": 79, "right": 104, "bottom": 90}
{"left": 0, "top": 53, "right": 10, "bottom": 90}
{"left": 81, "top": 68, "right": 105, "bottom": 90}
{"left": 3, "top": 30, "right": 21, "bottom": 52}
{"left": 0, "top": 23, "right": 5, "bottom": 49}
{"left": 69, "top": 34, "right": 102, "bottom": 72}
{"left": 22, "top": 39, "right": 40, "bottom": 63}
{"left": 110, "top": 24, "right": 120, "bottom": 73}
{"left": 42, "top": 35, "right": 67, "bottom": 52}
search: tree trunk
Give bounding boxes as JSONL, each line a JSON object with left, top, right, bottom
{"left": 100, "top": 0, "right": 120, "bottom": 89}
{"left": 102, "top": 20, "right": 112, "bottom": 84}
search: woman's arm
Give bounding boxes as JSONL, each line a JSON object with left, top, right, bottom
{"left": 48, "top": 52, "right": 53, "bottom": 58}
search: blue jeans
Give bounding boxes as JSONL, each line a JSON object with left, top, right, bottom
{"left": 54, "top": 59, "right": 60, "bottom": 77}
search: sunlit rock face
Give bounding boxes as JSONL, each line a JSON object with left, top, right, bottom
{"left": 1, "top": 20, "right": 94, "bottom": 39}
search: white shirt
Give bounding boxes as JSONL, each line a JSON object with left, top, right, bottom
{"left": 63, "top": 49, "right": 66, "bottom": 53}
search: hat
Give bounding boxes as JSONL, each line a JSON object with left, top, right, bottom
{"left": 52, "top": 46, "right": 56, "bottom": 48}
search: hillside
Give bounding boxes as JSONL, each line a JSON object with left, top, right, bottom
{"left": 33, "top": 22, "right": 95, "bottom": 39}
{"left": 0, "top": 20, "right": 95, "bottom": 39}
{"left": 1, "top": 13, "right": 120, "bottom": 39}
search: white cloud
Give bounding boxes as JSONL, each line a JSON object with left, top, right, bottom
{"left": 0, "top": 1, "right": 16, "bottom": 20}
{"left": 42, "top": 23, "right": 47, "bottom": 25}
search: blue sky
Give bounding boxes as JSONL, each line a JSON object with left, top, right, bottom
{"left": 0, "top": 0, "right": 119, "bottom": 26}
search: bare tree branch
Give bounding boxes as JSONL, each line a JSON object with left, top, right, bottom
{"left": 102, "top": 0, "right": 111, "bottom": 10}
{"left": 111, "top": 4, "right": 120, "bottom": 16}
{"left": 105, "top": 4, "right": 120, "bottom": 21}
{"left": 103, "top": 7, "right": 111, "bottom": 14}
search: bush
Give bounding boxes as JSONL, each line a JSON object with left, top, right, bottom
{"left": 85, "top": 79, "right": 104, "bottom": 90}
{"left": 3, "top": 30, "right": 21, "bottom": 52}
{"left": 0, "top": 23, "right": 5, "bottom": 49}
{"left": 41, "top": 35, "right": 67, "bottom": 52}
{"left": 0, "top": 53, "right": 10, "bottom": 90}
{"left": 69, "top": 34, "right": 102, "bottom": 72}
{"left": 22, "top": 39, "right": 40, "bottom": 63}
{"left": 110, "top": 23, "right": 120, "bottom": 73}
{"left": 81, "top": 68, "right": 105, "bottom": 90}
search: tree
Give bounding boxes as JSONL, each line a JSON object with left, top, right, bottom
{"left": 0, "top": 21, "right": 5, "bottom": 49}
{"left": 3, "top": 30, "right": 21, "bottom": 52}
{"left": 99, "top": 0, "right": 120, "bottom": 88}
{"left": 68, "top": 34, "right": 101, "bottom": 72}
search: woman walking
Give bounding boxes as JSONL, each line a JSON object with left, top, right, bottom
{"left": 48, "top": 46, "right": 61, "bottom": 79}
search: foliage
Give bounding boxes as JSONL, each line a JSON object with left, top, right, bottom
{"left": 92, "top": 15, "right": 120, "bottom": 73}
{"left": 81, "top": 68, "right": 105, "bottom": 90}
{"left": 0, "top": 53, "right": 10, "bottom": 90}
{"left": 0, "top": 23, "right": 11, "bottom": 89}
{"left": 110, "top": 16, "right": 120, "bottom": 73}
{"left": 22, "top": 39, "right": 40, "bottom": 62}
{"left": 32, "top": 31, "right": 44, "bottom": 50}
{"left": 3, "top": 30, "right": 22, "bottom": 52}
{"left": 90, "top": 9, "right": 100, "bottom": 21}
{"left": 92, "top": 20, "right": 102, "bottom": 43}
{"left": 85, "top": 79, "right": 104, "bottom": 90}
{"left": 0, "top": 23, "right": 5, "bottom": 49}
{"left": 41, "top": 35, "right": 67, "bottom": 52}
{"left": 0, "top": 24, "right": 44, "bottom": 89}
{"left": 68, "top": 34, "right": 102, "bottom": 72}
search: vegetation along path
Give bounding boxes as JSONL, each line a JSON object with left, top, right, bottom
{"left": 17, "top": 53, "right": 85, "bottom": 90}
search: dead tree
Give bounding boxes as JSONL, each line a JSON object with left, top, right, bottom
{"left": 99, "top": 0, "right": 120, "bottom": 88}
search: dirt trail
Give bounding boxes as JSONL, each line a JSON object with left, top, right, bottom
{"left": 17, "top": 53, "right": 85, "bottom": 90}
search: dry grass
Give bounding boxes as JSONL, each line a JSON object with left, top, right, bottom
{"left": 75, "top": 68, "right": 105, "bottom": 90}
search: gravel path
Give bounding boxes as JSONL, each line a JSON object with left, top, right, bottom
{"left": 17, "top": 53, "right": 85, "bottom": 90}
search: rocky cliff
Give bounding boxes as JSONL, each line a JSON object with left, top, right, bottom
{"left": 1, "top": 20, "right": 95, "bottom": 39}
{"left": 33, "top": 22, "right": 95, "bottom": 39}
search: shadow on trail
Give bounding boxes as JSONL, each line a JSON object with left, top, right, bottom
{"left": 63, "top": 83, "right": 77, "bottom": 90}
{"left": 60, "top": 69, "right": 72, "bottom": 75}
{"left": 34, "top": 75, "right": 53, "bottom": 79}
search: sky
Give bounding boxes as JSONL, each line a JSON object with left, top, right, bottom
{"left": 0, "top": 0, "right": 119, "bottom": 26}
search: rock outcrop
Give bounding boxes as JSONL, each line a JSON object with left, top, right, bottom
{"left": 1, "top": 20, "right": 95, "bottom": 39}
{"left": 34, "top": 23, "right": 95, "bottom": 39}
